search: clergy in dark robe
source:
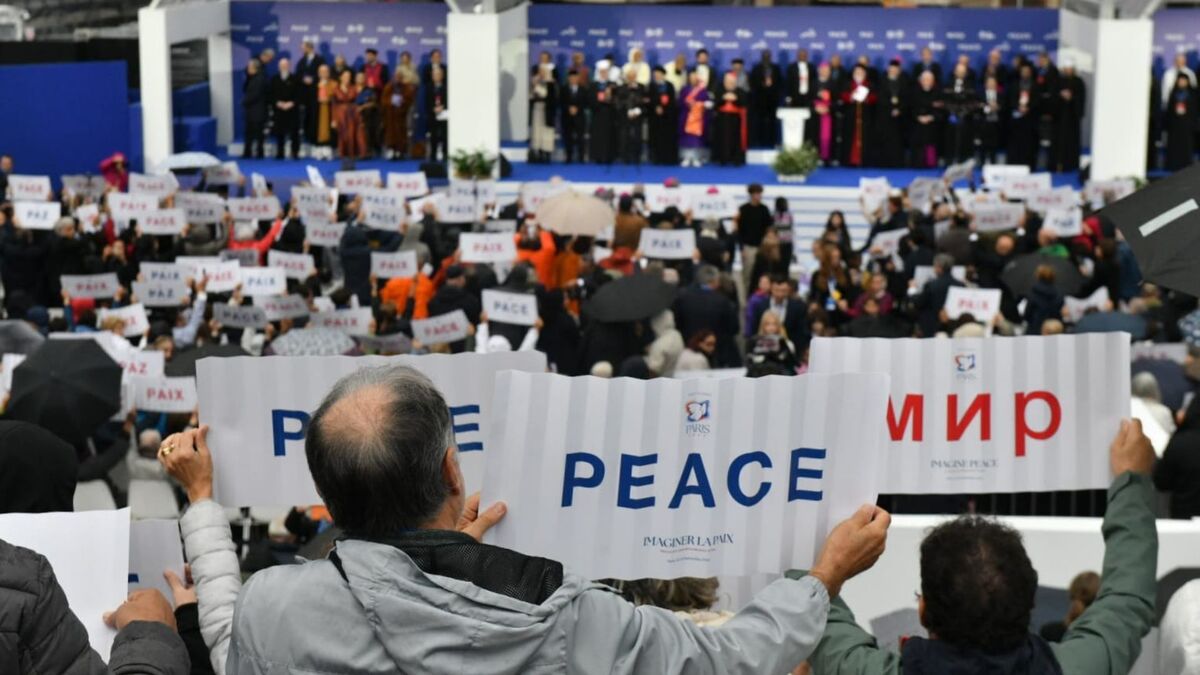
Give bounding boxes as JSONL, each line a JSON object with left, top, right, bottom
{"left": 1051, "top": 62, "right": 1086, "bottom": 172}
{"left": 749, "top": 50, "right": 782, "bottom": 147}
{"left": 1006, "top": 64, "right": 1040, "bottom": 169}
{"left": 589, "top": 63, "right": 618, "bottom": 164}
{"left": 1033, "top": 52, "right": 1059, "bottom": 158}
{"left": 809, "top": 62, "right": 839, "bottom": 164}
{"left": 560, "top": 70, "right": 589, "bottom": 163}
{"left": 983, "top": 49, "right": 1011, "bottom": 90}
{"left": 615, "top": 69, "right": 648, "bottom": 164}
{"left": 941, "top": 62, "right": 980, "bottom": 164}
{"left": 295, "top": 41, "right": 325, "bottom": 146}
{"left": 877, "top": 59, "right": 909, "bottom": 168}
{"left": 1165, "top": 74, "right": 1198, "bottom": 171}
{"left": 269, "top": 58, "right": 302, "bottom": 159}
{"left": 839, "top": 64, "right": 878, "bottom": 167}
{"left": 978, "top": 75, "right": 1006, "bottom": 165}
{"left": 910, "top": 70, "right": 943, "bottom": 168}
{"left": 647, "top": 67, "right": 678, "bottom": 165}
{"left": 911, "top": 47, "right": 943, "bottom": 86}
{"left": 785, "top": 49, "right": 814, "bottom": 109}
{"left": 713, "top": 71, "right": 748, "bottom": 166}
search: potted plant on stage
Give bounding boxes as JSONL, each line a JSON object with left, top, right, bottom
{"left": 450, "top": 148, "right": 497, "bottom": 180}
{"left": 772, "top": 143, "right": 819, "bottom": 184}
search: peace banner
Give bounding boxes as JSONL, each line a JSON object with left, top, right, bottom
{"left": 131, "top": 375, "right": 198, "bottom": 413}
{"left": 689, "top": 192, "right": 738, "bottom": 220}
{"left": 335, "top": 169, "right": 382, "bottom": 193}
{"left": 227, "top": 196, "right": 281, "bottom": 221}
{"left": 202, "top": 260, "right": 241, "bottom": 293}
{"left": 440, "top": 195, "right": 480, "bottom": 224}
{"left": 310, "top": 307, "right": 373, "bottom": 334}
{"left": 61, "top": 174, "right": 106, "bottom": 199}
{"left": 971, "top": 203, "right": 1024, "bottom": 232}
{"left": 1044, "top": 207, "right": 1083, "bottom": 237}
{"left": 14, "top": 201, "right": 61, "bottom": 230}
{"left": 62, "top": 273, "right": 121, "bottom": 299}
{"left": 639, "top": 228, "right": 696, "bottom": 260}
{"left": 266, "top": 250, "right": 315, "bottom": 280}
{"left": 255, "top": 294, "right": 310, "bottom": 321}
{"left": 175, "top": 192, "right": 225, "bottom": 224}
{"left": 128, "top": 172, "right": 178, "bottom": 199}
{"left": 644, "top": 185, "right": 691, "bottom": 213}
{"left": 139, "top": 209, "right": 187, "bottom": 236}
{"left": 108, "top": 193, "right": 160, "bottom": 223}
{"left": 859, "top": 177, "right": 890, "bottom": 215}
{"left": 482, "top": 289, "right": 538, "bottom": 326}
{"left": 203, "top": 161, "right": 241, "bottom": 185}
{"left": 213, "top": 302, "right": 269, "bottom": 329}
{"left": 483, "top": 371, "right": 889, "bottom": 578}
{"left": 413, "top": 310, "right": 470, "bottom": 344}
{"left": 386, "top": 171, "right": 429, "bottom": 198}
{"left": 371, "top": 250, "right": 419, "bottom": 278}
{"left": 361, "top": 199, "right": 407, "bottom": 230}
{"left": 141, "top": 262, "right": 185, "bottom": 283}
{"left": 305, "top": 220, "right": 346, "bottom": 247}
{"left": 98, "top": 304, "right": 150, "bottom": 337}
{"left": 196, "top": 352, "right": 547, "bottom": 505}
{"left": 944, "top": 287, "right": 1002, "bottom": 323}
{"left": 943, "top": 159, "right": 976, "bottom": 185}
{"left": 1027, "top": 188, "right": 1078, "bottom": 214}
{"left": 998, "top": 173, "right": 1052, "bottom": 201}
{"left": 982, "top": 164, "right": 1029, "bottom": 189}
{"left": 8, "top": 174, "right": 52, "bottom": 201}
{"left": 808, "top": 334, "right": 1130, "bottom": 494}
{"left": 132, "top": 280, "right": 190, "bottom": 308}
{"left": 114, "top": 348, "right": 164, "bottom": 379}
{"left": 460, "top": 233, "right": 517, "bottom": 263}
{"left": 238, "top": 267, "right": 287, "bottom": 297}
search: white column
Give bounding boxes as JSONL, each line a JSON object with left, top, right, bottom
{"left": 498, "top": 4, "right": 529, "bottom": 142}
{"left": 447, "top": 12, "right": 501, "bottom": 161}
{"left": 138, "top": 6, "right": 174, "bottom": 170}
{"left": 1090, "top": 18, "right": 1153, "bottom": 180}
{"left": 209, "top": 32, "right": 235, "bottom": 146}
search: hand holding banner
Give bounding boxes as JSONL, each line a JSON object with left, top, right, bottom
{"left": 483, "top": 371, "right": 889, "bottom": 578}
{"left": 371, "top": 250, "right": 419, "bottom": 278}
{"left": 128, "top": 519, "right": 186, "bottom": 605}
{"left": 460, "top": 233, "right": 517, "bottom": 263}
{"left": 98, "top": 304, "right": 150, "bottom": 337}
{"left": 639, "top": 228, "right": 697, "bottom": 260}
{"left": 482, "top": 289, "right": 538, "bottom": 326}
{"left": 133, "top": 280, "right": 190, "bottom": 308}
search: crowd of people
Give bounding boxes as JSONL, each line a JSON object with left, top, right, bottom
{"left": 1, "top": 143, "right": 1199, "bottom": 673}
{"left": 241, "top": 44, "right": 448, "bottom": 162}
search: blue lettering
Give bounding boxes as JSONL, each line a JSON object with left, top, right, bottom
{"left": 617, "top": 453, "right": 658, "bottom": 509}
{"left": 728, "top": 451, "right": 773, "bottom": 506}
{"left": 449, "top": 403, "right": 483, "bottom": 452}
{"left": 271, "top": 409, "right": 310, "bottom": 457}
{"left": 788, "top": 447, "right": 826, "bottom": 502}
{"left": 669, "top": 453, "right": 715, "bottom": 508}
{"left": 561, "top": 452, "right": 604, "bottom": 506}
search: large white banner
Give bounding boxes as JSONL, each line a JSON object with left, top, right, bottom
{"left": 62, "top": 273, "right": 121, "bottom": 299}
{"left": 0, "top": 509, "right": 130, "bottom": 660}
{"left": 14, "top": 201, "right": 61, "bottom": 230}
{"left": 859, "top": 177, "right": 890, "bottom": 215}
{"left": 8, "top": 174, "right": 52, "bottom": 201}
{"left": 482, "top": 289, "right": 538, "bottom": 326}
{"left": 483, "top": 371, "right": 890, "bottom": 578}
{"left": 644, "top": 185, "right": 691, "bottom": 213}
{"left": 639, "top": 228, "right": 696, "bottom": 260}
{"left": 689, "top": 191, "right": 738, "bottom": 220}
{"left": 808, "top": 335, "right": 1131, "bottom": 494}
{"left": 371, "top": 250, "right": 419, "bottom": 278}
{"left": 197, "top": 352, "right": 547, "bottom": 505}
{"left": 460, "top": 233, "right": 517, "bottom": 263}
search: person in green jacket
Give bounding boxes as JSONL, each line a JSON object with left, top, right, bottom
{"left": 789, "top": 418, "right": 1158, "bottom": 675}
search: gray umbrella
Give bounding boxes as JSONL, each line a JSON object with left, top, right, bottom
{"left": 1001, "top": 254, "right": 1085, "bottom": 298}
{"left": 1101, "top": 163, "right": 1200, "bottom": 297}
{"left": 0, "top": 320, "right": 45, "bottom": 355}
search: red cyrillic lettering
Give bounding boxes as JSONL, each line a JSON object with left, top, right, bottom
{"left": 948, "top": 394, "right": 991, "bottom": 441}
{"left": 1015, "top": 390, "right": 1061, "bottom": 457}
{"left": 887, "top": 394, "right": 924, "bottom": 441}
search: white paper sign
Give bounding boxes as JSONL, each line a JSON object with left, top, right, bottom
{"left": 108, "top": 193, "right": 160, "bottom": 224}
{"left": 906, "top": 177, "right": 942, "bottom": 213}
{"left": 132, "top": 375, "right": 198, "bottom": 413}
{"left": 237, "top": 266, "right": 287, "bottom": 296}
{"left": 203, "top": 260, "right": 242, "bottom": 293}
{"left": 972, "top": 203, "right": 1025, "bottom": 232}
{"left": 999, "top": 173, "right": 1052, "bottom": 201}
{"left": 228, "top": 196, "right": 281, "bottom": 221}
{"left": 361, "top": 195, "right": 407, "bottom": 230}
{"left": 74, "top": 203, "right": 101, "bottom": 232}
{"left": 448, "top": 179, "right": 476, "bottom": 200}
{"left": 310, "top": 307, "right": 373, "bottom": 333}
{"left": 306, "top": 165, "right": 326, "bottom": 187}
{"left": 14, "top": 200, "right": 61, "bottom": 230}
{"left": 484, "top": 371, "right": 889, "bottom": 578}
{"left": 689, "top": 191, "right": 738, "bottom": 220}
{"left": 1044, "top": 206, "right": 1083, "bottom": 237}
{"left": 944, "top": 287, "right": 1002, "bottom": 323}
{"left": 132, "top": 280, "right": 190, "bottom": 308}
{"left": 213, "top": 302, "right": 269, "bottom": 330}
{"left": 482, "top": 289, "right": 538, "bottom": 326}
{"left": 0, "top": 509, "right": 130, "bottom": 660}
{"left": 386, "top": 171, "right": 429, "bottom": 198}
{"left": 371, "top": 250, "right": 419, "bottom": 278}
{"left": 644, "top": 185, "right": 692, "bottom": 213}
{"left": 61, "top": 174, "right": 106, "bottom": 199}
{"left": 1027, "top": 188, "right": 1078, "bottom": 214}
{"left": 220, "top": 248, "right": 259, "bottom": 268}
{"left": 1130, "top": 342, "right": 1188, "bottom": 364}
{"left": 128, "top": 519, "right": 186, "bottom": 606}
{"left": 2, "top": 353, "right": 27, "bottom": 394}
{"left": 266, "top": 250, "right": 316, "bottom": 280}
{"left": 639, "top": 228, "right": 697, "bottom": 260}
{"left": 943, "top": 159, "right": 976, "bottom": 185}
{"left": 8, "top": 174, "right": 52, "bottom": 201}
{"left": 292, "top": 186, "right": 337, "bottom": 223}
{"left": 460, "top": 232, "right": 517, "bottom": 263}
{"left": 129, "top": 172, "right": 178, "bottom": 199}
{"left": 808, "top": 334, "right": 1131, "bottom": 493}
{"left": 983, "top": 164, "right": 1030, "bottom": 189}
{"left": 114, "top": 348, "right": 165, "bottom": 379}
{"left": 912, "top": 265, "right": 967, "bottom": 291}
{"left": 413, "top": 310, "right": 471, "bottom": 344}
{"left": 62, "top": 273, "right": 120, "bottom": 299}
{"left": 306, "top": 220, "right": 346, "bottom": 248}
{"left": 175, "top": 192, "right": 225, "bottom": 224}
{"left": 141, "top": 262, "right": 185, "bottom": 283}
{"left": 335, "top": 169, "right": 382, "bottom": 193}
{"left": 98, "top": 304, "right": 150, "bottom": 337}
{"left": 255, "top": 294, "right": 311, "bottom": 321}
{"left": 868, "top": 228, "right": 907, "bottom": 261}
{"left": 440, "top": 195, "right": 480, "bottom": 224}
{"left": 476, "top": 180, "right": 497, "bottom": 206}
{"left": 139, "top": 209, "right": 187, "bottom": 236}
{"left": 860, "top": 177, "right": 891, "bottom": 215}
{"left": 203, "top": 161, "right": 242, "bottom": 185}
{"left": 251, "top": 172, "right": 268, "bottom": 197}
{"left": 196, "top": 352, "right": 547, "bottom": 504}
{"left": 1083, "top": 178, "right": 1135, "bottom": 208}
{"left": 1064, "top": 287, "right": 1111, "bottom": 322}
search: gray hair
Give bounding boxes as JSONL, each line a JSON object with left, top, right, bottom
{"left": 305, "top": 365, "right": 455, "bottom": 537}
{"left": 1131, "top": 372, "right": 1162, "bottom": 403}
{"left": 695, "top": 264, "right": 720, "bottom": 288}
{"left": 934, "top": 253, "right": 956, "bottom": 273}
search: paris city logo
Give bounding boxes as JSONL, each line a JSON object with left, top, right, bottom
{"left": 684, "top": 395, "right": 712, "bottom": 436}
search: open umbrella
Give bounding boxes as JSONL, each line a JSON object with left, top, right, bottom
{"left": 268, "top": 328, "right": 356, "bottom": 356}
{"left": 0, "top": 320, "right": 44, "bottom": 355}
{"left": 1074, "top": 311, "right": 1148, "bottom": 340}
{"left": 166, "top": 343, "right": 250, "bottom": 377}
{"left": 1001, "top": 254, "right": 1085, "bottom": 298}
{"left": 536, "top": 190, "right": 616, "bottom": 237}
{"left": 152, "top": 151, "right": 222, "bottom": 175}
{"left": 6, "top": 339, "right": 122, "bottom": 446}
{"left": 584, "top": 273, "right": 677, "bottom": 323}
{"left": 1101, "top": 163, "right": 1200, "bottom": 298}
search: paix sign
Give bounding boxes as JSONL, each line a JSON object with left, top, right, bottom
{"left": 808, "top": 334, "right": 1130, "bottom": 494}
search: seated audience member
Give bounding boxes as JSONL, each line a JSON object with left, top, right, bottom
{"left": 747, "top": 309, "right": 799, "bottom": 374}
{"left": 156, "top": 365, "right": 890, "bottom": 673}
{"left": 789, "top": 419, "right": 1158, "bottom": 675}
{"left": 1039, "top": 571, "right": 1100, "bottom": 642}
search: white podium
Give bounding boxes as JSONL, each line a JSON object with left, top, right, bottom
{"left": 777, "top": 108, "right": 811, "bottom": 149}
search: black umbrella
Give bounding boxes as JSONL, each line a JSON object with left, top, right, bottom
{"left": 166, "top": 343, "right": 250, "bottom": 377}
{"left": 584, "top": 273, "right": 677, "bottom": 323}
{"left": 1001, "top": 254, "right": 1085, "bottom": 298}
{"left": 1101, "top": 163, "right": 1200, "bottom": 297}
{"left": 6, "top": 339, "right": 122, "bottom": 447}
{"left": 0, "top": 320, "right": 44, "bottom": 355}
{"left": 1073, "top": 311, "right": 1148, "bottom": 340}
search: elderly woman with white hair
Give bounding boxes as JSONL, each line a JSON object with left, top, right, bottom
{"left": 623, "top": 47, "right": 651, "bottom": 86}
